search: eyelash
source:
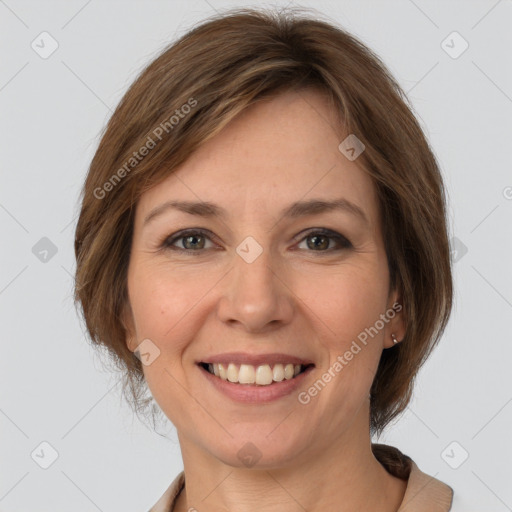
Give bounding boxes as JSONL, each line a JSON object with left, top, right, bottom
{"left": 159, "top": 228, "right": 353, "bottom": 255}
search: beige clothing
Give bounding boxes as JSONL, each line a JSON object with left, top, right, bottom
{"left": 148, "top": 444, "right": 453, "bottom": 511}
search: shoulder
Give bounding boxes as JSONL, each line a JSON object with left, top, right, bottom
{"left": 147, "top": 472, "right": 185, "bottom": 512}
{"left": 372, "top": 443, "right": 454, "bottom": 511}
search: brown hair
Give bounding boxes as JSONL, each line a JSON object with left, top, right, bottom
{"left": 74, "top": 7, "right": 452, "bottom": 435}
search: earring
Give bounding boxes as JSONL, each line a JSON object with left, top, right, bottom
{"left": 391, "top": 333, "right": 399, "bottom": 345}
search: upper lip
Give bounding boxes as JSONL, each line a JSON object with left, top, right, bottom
{"left": 198, "top": 352, "right": 315, "bottom": 367}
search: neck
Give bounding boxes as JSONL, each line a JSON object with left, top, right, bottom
{"left": 174, "top": 413, "right": 406, "bottom": 512}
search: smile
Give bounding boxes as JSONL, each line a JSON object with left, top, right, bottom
{"left": 199, "top": 362, "right": 312, "bottom": 386}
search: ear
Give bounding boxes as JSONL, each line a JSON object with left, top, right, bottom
{"left": 382, "top": 289, "right": 406, "bottom": 349}
{"left": 121, "top": 301, "right": 137, "bottom": 353}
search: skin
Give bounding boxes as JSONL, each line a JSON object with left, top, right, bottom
{"left": 125, "top": 88, "right": 407, "bottom": 511}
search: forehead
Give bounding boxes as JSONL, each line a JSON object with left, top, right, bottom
{"left": 135, "top": 89, "right": 379, "bottom": 227}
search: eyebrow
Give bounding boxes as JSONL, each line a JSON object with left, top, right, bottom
{"left": 143, "top": 197, "right": 369, "bottom": 226}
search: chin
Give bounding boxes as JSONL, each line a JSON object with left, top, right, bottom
{"left": 203, "top": 430, "right": 309, "bottom": 470}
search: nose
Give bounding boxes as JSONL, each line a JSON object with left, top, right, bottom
{"left": 216, "top": 244, "right": 294, "bottom": 334}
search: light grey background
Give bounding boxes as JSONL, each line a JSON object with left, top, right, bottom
{"left": 1, "top": 0, "right": 511, "bottom": 510}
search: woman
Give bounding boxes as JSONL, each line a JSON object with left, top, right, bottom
{"left": 74, "top": 7, "right": 454, "bottom": 511}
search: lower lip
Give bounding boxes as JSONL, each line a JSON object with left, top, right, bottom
{"left": 198, "top": 365, "right": 314, "bottom": 404}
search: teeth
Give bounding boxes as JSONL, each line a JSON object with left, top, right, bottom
{"left": 218, "top": 363, "right": 227, "bottom": 380}
{"left": 207, "top": 362, "right": 306, "bottom": 386}
{"left": 273, "top": 364, "right": 285, "bottom": 382}
{"left": 255, "top": 364, "right": 273, "bottom": 385}
{"left": 239, "top": 364, "right": 255, "bottom": 384}
{"left": 227, "top": 363, "right": 238, "bottom": 383}
{"left": 284, "top": 363, "right": 294, "bottom": 380}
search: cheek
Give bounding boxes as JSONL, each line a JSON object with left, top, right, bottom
{"left": 128, "top": 259, "right": 212, "bottom": 343}
{"left": 127, "top": 261, "right": 208, "bottom": 422}
{"left": 300, "top": 258, "right": 389, "bottom": 344}
{"left": 298, "top": 258, "right": 389, "bottom": 403}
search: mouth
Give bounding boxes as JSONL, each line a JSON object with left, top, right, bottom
{"left": 198, "top": 361, "right": 315, "bottom": 386}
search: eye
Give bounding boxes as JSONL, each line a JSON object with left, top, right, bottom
{"left": 296, "top": 228, "right": 352, "bottom": 252}
{"left": 160, "top": 227, "right": 352, "bottom": 255}
{"left": 161, "top": 229, "right": 216, "bottom": 253}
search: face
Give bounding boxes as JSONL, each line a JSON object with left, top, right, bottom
{"left": 125, "top": 88, "right": 404, "bottom": 469}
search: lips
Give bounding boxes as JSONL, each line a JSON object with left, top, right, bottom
{"left": 198, "top": 352, "right": 315, "bottom": 367}
{"left": 198, "top": 360, "right": 315, "bottom": 403}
